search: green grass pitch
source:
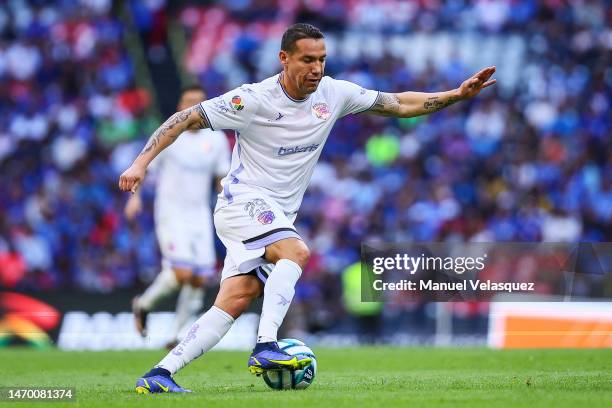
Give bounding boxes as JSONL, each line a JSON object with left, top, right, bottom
{"left": 1, "top": 347, "right": 610, "bottom": 407}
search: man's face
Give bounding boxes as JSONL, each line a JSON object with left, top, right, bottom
{"left": 280, "top": 38, "right": 326, "bottom": 96}
{"left": 178, "top": 90, "right": 206, "bottom": 111}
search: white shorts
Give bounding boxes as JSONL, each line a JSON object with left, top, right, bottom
{"left": 214, "top": 189, "right": 301, "bottom": 283}
{"left": 155, "top": 214, "right": 216, "bottom": 277}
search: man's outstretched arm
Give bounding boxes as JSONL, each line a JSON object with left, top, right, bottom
{"left": 118, "top": 104, "right": 210, "bottom": 193}
{"left": 367, "top": 66, "right": 496, "bottom": 118}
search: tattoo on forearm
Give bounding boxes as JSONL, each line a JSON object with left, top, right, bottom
{"left": 139, "top": 105, "right": 208, "bottom": 157}
{"left": 368, "top": 92, "right": 401, "bottom": 116}
{"left": 423, "top": 96, "right": 459, "bottom": 112}
{"left": 139, "top": 110, "right": 187, "bottom": 156}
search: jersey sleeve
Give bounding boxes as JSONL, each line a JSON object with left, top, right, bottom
{"left": 199, "top": 86, "right": 260, "bottom": 132}
{"left": 333, "top": 79, "right": 379, "bottom": 118}
{"left": 214, "top": 131, "right": 231, "bottom": 177}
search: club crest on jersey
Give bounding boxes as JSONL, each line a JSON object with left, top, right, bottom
{"left": 257, "top": 210, "right": 275, "bottom": 225}
{"left": 231, "top": 95, "right": 244, "bottom": 111}
{"left": 312, "top": 102, "right": 330, "bottom": 120}
{"left": 244, "top": 199, "right": 274, "bottom": 224}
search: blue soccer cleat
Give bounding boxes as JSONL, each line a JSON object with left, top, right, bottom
{"left": 248, "top": 342, "right": 312, "bottom": 376}
{"left": 135, "top": 368, "right": 191, "bottom": 394}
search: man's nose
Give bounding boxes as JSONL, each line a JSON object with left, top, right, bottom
{"left": 311, "top": 62, "right": 322, "bottom": 75}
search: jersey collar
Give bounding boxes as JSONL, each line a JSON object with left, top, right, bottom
{"left": 277, "top": 73, "right": 310, "bottom": 103}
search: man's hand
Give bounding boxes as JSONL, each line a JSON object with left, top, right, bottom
{"left": 119, "top": 163, "right": 146, "bottom": 193}
{"left": 457, "top": 66, "right": 497, "bottom": 100}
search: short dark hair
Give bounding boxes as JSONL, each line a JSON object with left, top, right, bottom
{"left": 281, "top": 23, "right": 324, "bottom": 53}
{"left": 180, "top": 84, "right": 206, "bottom": 98}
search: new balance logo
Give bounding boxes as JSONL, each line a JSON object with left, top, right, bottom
{"left": 277, "top": 294, "right": 290, "bottom": 306}
{"left": 277, "top": 144, "right": 320, "bottom": 156}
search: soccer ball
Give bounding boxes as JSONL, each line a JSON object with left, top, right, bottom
{"left": 262, "top": 338, "right": 317, "bottom": 390}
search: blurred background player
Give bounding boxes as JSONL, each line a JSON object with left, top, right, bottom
{"left": 127, "top": 85, "right": 230, "bottom": 348}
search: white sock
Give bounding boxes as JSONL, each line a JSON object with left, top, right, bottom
{"left": 257, "top": 259, "right": 302, "bottom": 343}
{"left": 171, "top": 285, "right": 204, "bottom": 341}
{"left": 156, "top": 306, "right": 234, "bottom": 375}
{"left": 138, "top": 265, "right": 179, "bottom": 311}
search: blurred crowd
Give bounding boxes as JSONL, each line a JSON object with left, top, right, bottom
{"left": 0, "top": 0, "right": 157, "bottom": 292}
{"left": 0, "top": 0, "right": 610, "bottom": 334}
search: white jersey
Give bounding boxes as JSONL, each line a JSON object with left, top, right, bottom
{"left": 200, "top": 74, "right": 379, "bottom": 214}
{"left": 153, "top": 128, "right": 230, "bottom": 221}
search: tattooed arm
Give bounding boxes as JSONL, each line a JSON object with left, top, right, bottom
{"left": 118, "top": 104, "right": 209, "bottom": 193}
{"left": 367, "top": 66, "right": 496, "bottom": 118}
{"left": 367, "top": 90, "right": 460, "bottom": 117}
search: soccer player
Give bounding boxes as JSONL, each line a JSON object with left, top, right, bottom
{"left": 119, "top": 23, "right": 496, "bottom": 393}
{"left": 126, "top": 85, "right": 230, "bottom": 348}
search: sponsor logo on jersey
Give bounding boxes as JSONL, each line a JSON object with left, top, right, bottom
{"left": 257, "top": 210, "right": 275, "bottom": 225}
{"left": 277, "top": 144, "right": 320, "bottom": 156}
{"left": 231, "top": 95, "right": 244, "bottom": 111}
{"left": 312, "top": 102, "right": 330, "bottom": 120}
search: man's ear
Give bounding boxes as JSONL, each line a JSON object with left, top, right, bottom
{"left": 279, "top": 50, "right": 288, "bottom": 68}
